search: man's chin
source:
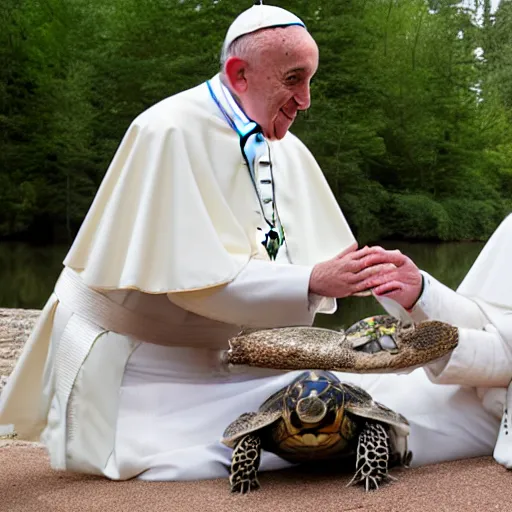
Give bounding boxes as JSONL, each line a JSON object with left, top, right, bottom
{"left": 271, "top": 121, "right": 293, "bottom": 140}
{"left": 262, "top": 129, "right": 283, "bottom": 141}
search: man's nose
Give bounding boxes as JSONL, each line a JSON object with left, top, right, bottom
{"left": 295, "top": 83, "right": 311, "bottom": 110}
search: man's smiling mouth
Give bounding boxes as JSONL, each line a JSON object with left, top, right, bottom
{"left": 280, "top": 109, "right": 296, "bottom": 121}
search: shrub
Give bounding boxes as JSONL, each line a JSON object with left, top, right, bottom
{"left": 383, "top": 194, "right": 450, "bottom": 241}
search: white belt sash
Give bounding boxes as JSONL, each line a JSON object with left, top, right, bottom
{"left": 54, "top": 268, "right": 237, "bottom": 349}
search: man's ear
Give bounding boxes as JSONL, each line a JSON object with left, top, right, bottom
{"left": 224, "top": 57, "right": 248, "bottom": 94}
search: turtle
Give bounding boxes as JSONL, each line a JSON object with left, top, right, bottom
{"left": 221, "top": 314, "right": 459, "bottom": 374}
{"left": 222, "top": 370, "right": 412, "bottom": 494}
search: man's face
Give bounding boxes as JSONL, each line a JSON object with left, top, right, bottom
{"left": 229, "top": 27, "right": 319, "bottom": 141}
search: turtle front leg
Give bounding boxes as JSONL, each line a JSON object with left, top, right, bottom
{"left": 347, "top": 422, "right": 393, "bottom": 492}
{"left": 229, "top": 434, "right": 262, "bottom": 494}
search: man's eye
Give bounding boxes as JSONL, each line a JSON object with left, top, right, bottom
{"left": 285, "top": 75, "right": 299, "bottom": 84}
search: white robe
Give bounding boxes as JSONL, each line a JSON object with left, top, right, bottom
{"left": 413, "top": 213, "right": 512, "bottom": 468}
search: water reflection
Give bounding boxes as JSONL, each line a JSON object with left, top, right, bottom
{"left": 0, "top": 241, "right": 484, "bottom": 329}
{"left": 0, "top": 243, "right": 69, "bottom": 309}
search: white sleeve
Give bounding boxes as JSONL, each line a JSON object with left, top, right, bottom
{"left": 426, "top": 325, "right": 512, "bottom": 388}
{"left": 411, "top": 273, "right": 512, "bottom": 387}
{"left": 167, "top": 259, "right": 334, "bottom": 328}
{"left": 409, "top": 272, "right": 488, "bottom": 329}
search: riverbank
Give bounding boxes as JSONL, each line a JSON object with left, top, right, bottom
{"left": 0, "top": 308, "right": 40, "bottom": 395}
{"left": 0, "top": 308, "right": 40, "bottom": 443}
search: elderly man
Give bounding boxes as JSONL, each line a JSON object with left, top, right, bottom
{"left": 0, "top": 2, "right": 387, "bottom": 480}
{"left": 0, "top": 2, "right": 504, "bottom": 482}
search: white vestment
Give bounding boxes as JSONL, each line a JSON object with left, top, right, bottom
{"left": 0, "top": 74, "right": 352, "bottom": 475}
{"left": 0, "top": 74, "right": 509, "bottom": 480}
{"left": 412, "top": 213, "right": 512, "bottom": 468}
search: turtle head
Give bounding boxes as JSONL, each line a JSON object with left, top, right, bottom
{"left": 296, "top": 393, "right": 328, "bottom": 424}
{"left": 287, "top": 371, "right": 339, "bottom": 427}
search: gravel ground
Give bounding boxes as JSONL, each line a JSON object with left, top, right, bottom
{"left": 0, "top": 308, "right": 40, "bottom": 442}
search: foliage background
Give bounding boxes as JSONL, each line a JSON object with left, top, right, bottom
{"left": 1, "top": 0, "right": 511, "bottom": 244}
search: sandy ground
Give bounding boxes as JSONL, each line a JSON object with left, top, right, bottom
{"left": 0, "top": 444, "right": 511, "bottom": 512}
{"left": 1, "top": 308, "right": 511, "bottom": 511}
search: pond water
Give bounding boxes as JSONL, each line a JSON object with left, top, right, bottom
{"left": 0, "top": 240, "right": 485, "bottom": 330}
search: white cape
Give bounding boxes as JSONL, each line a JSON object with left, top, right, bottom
{"left": 63, "top": 75, "right": 355, "bottom": 293}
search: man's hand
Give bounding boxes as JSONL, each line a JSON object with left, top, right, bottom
{"left": 361, "top": 247, "right": 423, "bottom": 310}
{"left": 309, "top": 243, "right": 398, "bottom": 299}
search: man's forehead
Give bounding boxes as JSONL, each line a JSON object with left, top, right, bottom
{"left": 278, "top": 40, "right": 319, "bottom": 72}
{"left": 265, "top": 28, "right": 318, "bottom": 57}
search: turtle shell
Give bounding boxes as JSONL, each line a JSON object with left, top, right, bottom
{"left": 221, "top": 386, "right": 287, "bottom": 448}
{"left": 345, "top": 315, "right": 403, "bottom": 355}
{"left": 221, "top": 370, "right": 409, "bottom": 450}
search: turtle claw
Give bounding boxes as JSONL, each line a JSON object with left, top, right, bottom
{"left": 231, "top": 478, "right": 260, "bottom": 494}
{"left": 346, "top": 473, "right": 382, "bottom": 492}
{"left": 366, "top": 476, "right": 380, "bottom": 492}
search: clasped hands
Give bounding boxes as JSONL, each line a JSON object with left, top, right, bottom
{"left": 224, "top": 244, "right": 460, "bottom": 374}
{"left": 309, "top": 243, "right": 423, "bottom": 310}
